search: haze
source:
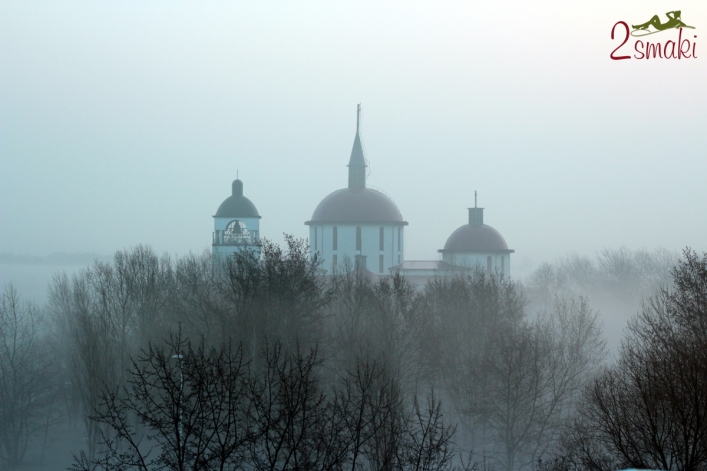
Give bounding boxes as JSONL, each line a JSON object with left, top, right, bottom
{"left": 1, "top": 0, "right": 706, "bottom": 276}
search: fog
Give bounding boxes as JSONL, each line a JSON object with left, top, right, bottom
{"left": 2, "top": 0, "right": 705, "bottom": 271}
{"left": 1, "top": 2, "right": 706, "bottom": 471}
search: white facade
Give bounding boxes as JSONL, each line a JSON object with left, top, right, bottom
{"left": 309, "top": 224, "right": 405, "bottom": 274}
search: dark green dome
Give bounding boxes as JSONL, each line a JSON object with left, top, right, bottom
{"left": 214, "top": 179, "right": 261, "bottom": 219}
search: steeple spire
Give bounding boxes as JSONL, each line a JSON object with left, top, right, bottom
{"left": 356, "top": 104, "right": 361, "bottom": 133}
{"left": 348, "top": 103, "right": 367, "bottom": 190}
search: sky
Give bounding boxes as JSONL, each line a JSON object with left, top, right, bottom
{"left": 1, "top": 0, "right": 706, "bottom": 279}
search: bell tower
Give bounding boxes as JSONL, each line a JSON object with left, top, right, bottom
{"left": 212, "top": 178, "right": 262, "bottom": 261}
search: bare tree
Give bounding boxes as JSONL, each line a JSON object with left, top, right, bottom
{"left": 48, "top": 246, "right": 174, "bottom": 460}
{"left": 170, "top": 250, "right": 224, "bottom": 344}
{"left": 0, "top": 284, "right": 60, "bottom": 468}
{"left": 70, "top": 333, "right": 251, "bottom": 471}
{"left": 218, "top": 236, "right": 332, "bottom": 358}
{"left": 402, "top": 390, "right": 459, "bottom": 471}
{"left": 570, "top": 249, "right": 707, "bottom": 471}
{"left": 480, "top": 297, "right": 604, "bottom": 471}
{"left": 49, "top": 269, "right": 117, "bottom": 460}
{"left": 420, "top": 271, "right": 525, "bottom": 394}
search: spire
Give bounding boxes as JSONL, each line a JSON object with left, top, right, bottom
{"left": 469, "top": 192, "right": 484, "bottom": 225}
{"left": 356, "top": 104, "right": 360, "bottom": 133}
{"left": 348, "top": 104, "right": 366, "bottom": 190}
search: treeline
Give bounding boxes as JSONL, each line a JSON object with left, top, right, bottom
{"left": 70, "top": 335, "right": 461, "bottom": 471}
{"left": 526, "top": 247, "right": 678, "bottom": 309}
{"left": 539, "top": 250, "right": 707, "bottom": 471}
{"left": 1, "top": 239, "right": 704, "bottom": 470}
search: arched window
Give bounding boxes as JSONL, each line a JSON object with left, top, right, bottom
{"left": 224, "top": 220, "right": 249, "bottom": 244}
{"left": 379, "top": 227, "right": 384, "bottom": 250}
{"left": 487, "top": 255, "right": 492, "bottom": 273}
{"left": 356, "top": 227, "right": 362, "bottom": 251}
{"left": 333, "top": 226, "right": 338, "bottom": 250}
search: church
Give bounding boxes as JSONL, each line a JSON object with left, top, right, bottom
{"left": 212, "top": 106, "right": 514, "bottom": 282}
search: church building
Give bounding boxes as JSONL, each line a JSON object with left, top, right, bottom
{"left": 305, "top": 105, "right": 408, "bottom": 274}
{"left": 212, "top": 105, "right": 514, "bottom": 280}
{"left": 212, "top": 179, "right": 262, "bottom": 260}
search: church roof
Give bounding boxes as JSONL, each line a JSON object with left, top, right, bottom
{"left": 439, "top": 206, "right": 513, "bottom": 253}
{"left": 214, "top": 179, "right": 261, "bottom": 219}
{"left": 306, "top": 187, "right": 407, "bottom": 225}
{"left": 439, "top": 224, "right": 512, "bottom": 253}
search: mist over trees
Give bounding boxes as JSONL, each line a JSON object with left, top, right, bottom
{"left": 526, "top": 247, "right": 678, "bottom": 308}
{"left": 524, "top": 247, "right": 680, "bottom": 353}
{"left": 539, "top": 249, "right": 707, "bottom": 471}
{"left": 0, "top": 242, "right": 703, "bottom": 471}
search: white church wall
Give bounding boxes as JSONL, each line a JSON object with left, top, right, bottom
{"left": 309, "top": 224, "right": 405, "bottom": 274}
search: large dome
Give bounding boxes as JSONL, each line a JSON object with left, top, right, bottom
{"left": 214, "top": 180, "right": 261, "bottom": 219}
{"left": 441, "top": 223, "right": 510, "bottom": 252}
{"left": 306, "top": 188, "right": 407, "bottom": 225}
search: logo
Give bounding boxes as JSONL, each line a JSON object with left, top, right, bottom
{"left": 611, "top": 11, "right": 697, "bottom": 60}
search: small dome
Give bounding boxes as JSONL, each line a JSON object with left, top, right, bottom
{"left": 306, "top": 188, "right": 407, "bottom": 225}
{"left": 214, "top": 179, "right": 261, "bottom": 219}
{"left": 442, "top": 224, "right": 509, "bottom": 252}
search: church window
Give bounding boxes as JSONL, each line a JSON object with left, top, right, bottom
{"left": 356, "top": 227, "right": 362, "bottom": 251}
{"left": 224, "top": 220, "right": 249, "bottom": 244}
{"left": 379, "top": 227, "right": 384, "bottom": 250}
{"left": 333, "top": 226, "right": 338, "bottom": 250}
{"left": 487, "top": 255, "right": 492, "bottom": 273}
{"left": 379, "top": 255, "right": 384, "bottom": 273}
{"left": 397, "top": 227, "right": 401, "bottom": 251}
{"left": 314, "top": 227, "right": 318, "bottom": 250}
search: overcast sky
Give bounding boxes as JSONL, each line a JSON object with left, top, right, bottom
{"left": 1, "top": 0, "right": 706, "bottom": 277}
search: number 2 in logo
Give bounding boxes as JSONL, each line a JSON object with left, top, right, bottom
{"left": 611, "top": 21, "right": 631, "bottom": 60}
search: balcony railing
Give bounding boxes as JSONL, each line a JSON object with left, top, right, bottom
{"left": 213, "top": 229, "right": 260, "bottom": 246}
